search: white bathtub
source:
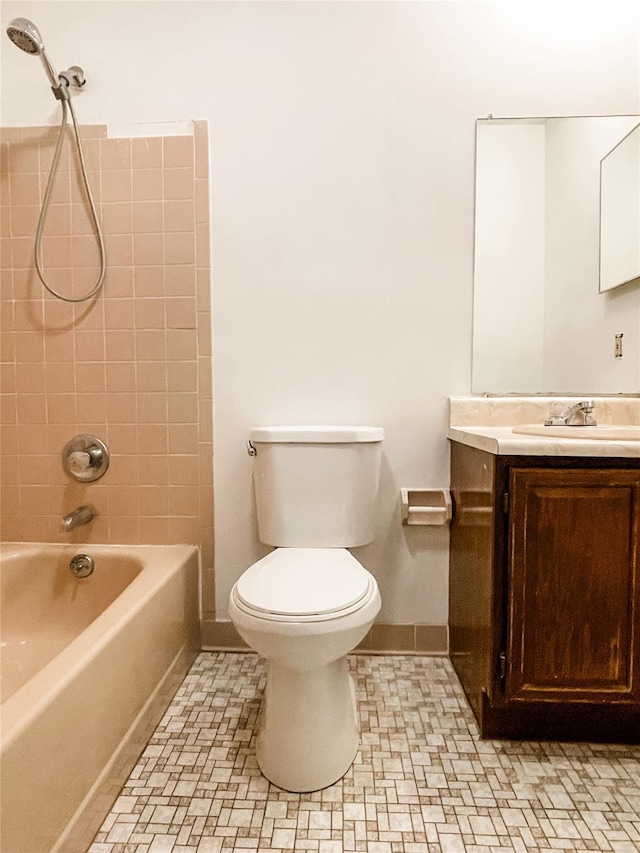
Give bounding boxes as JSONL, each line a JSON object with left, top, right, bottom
{"left": 0, "top": 542, "right": 200, "bottom": 853}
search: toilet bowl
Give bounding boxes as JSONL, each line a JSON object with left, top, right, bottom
{"left": 229, "top": 424, "right": 384, "bottom": 792}
{"left": 229, "top": 547, "right": 381, "bottom": 792}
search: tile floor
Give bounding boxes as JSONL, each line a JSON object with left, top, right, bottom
{"left": 88, "top": 653, "right": 640, "bottom": 853}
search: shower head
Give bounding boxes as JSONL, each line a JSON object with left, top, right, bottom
{"left": 6, "top": 17, "right": 44, "bottom": 54}
{"left": 6, "top": 17, "right": 60, "bottom": 88}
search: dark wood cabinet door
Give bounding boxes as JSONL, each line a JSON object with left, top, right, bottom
{"left": 506, "top": 468, "right": 640, "bottom": 704}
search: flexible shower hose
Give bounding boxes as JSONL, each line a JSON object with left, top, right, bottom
{"left": 35, "top": 96, "right": 106, "bottom": 302}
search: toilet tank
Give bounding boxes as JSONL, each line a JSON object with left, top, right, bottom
{"left": 249, "top": 425, "right": 384, "bottom": 548}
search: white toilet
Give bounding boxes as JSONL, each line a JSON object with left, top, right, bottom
{"left": 228, "top": 425, "right": 384, "bottom": 792}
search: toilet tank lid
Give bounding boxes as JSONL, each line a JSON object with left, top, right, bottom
{"left": 249, "top": 425, "right": 384, "bottom": 443}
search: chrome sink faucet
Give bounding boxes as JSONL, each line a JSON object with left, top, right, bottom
{"left": 545, "top": 400, "right": 597, "bottom": 427}
{"left": 61, "top": 503, "right": 96, "bottom": 532}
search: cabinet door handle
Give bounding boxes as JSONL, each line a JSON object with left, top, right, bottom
{"left": 498, "top": 651, "right": 507, "bottom": 685}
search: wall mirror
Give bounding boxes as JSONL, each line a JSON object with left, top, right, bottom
{"left": 473, "top": 115, "right": 640, "bottom": 395}
{"left": 600, "top": 123, "right": 640, "bottom": 292}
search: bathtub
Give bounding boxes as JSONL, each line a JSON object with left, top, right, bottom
{"left": 0, "top": 542, "right": 200, "bottom": 853}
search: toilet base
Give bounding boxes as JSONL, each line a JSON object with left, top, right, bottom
{"left": 256, "top": 656, "right": 359, "bottom": 792}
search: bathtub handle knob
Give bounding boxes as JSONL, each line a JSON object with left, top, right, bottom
{"left": 62, "top": 434, "right": 110, "bottom": 482}
{"left": 69, "top": 450, "right": 92, "bottom": 472}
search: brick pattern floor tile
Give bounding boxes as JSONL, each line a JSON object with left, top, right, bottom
{"left": 88, "top": 653, "right": 640, "bottom": 852}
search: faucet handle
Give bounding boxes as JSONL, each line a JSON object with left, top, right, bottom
{"left": 68, "top": 450, "right": 92, "bottom": 473}
{"left": 62, "top": 434, "right": 109, "bottom": 482}
{"left": 544, "top": 402, "right": 566, "bottom": 426}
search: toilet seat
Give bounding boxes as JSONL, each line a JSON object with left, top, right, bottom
{"left": 234, "top": 548, "right": 376, "bottom": 623}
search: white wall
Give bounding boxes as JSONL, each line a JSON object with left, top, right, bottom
{"left": 2, "top": 2, "right": 639, "bottom": 624}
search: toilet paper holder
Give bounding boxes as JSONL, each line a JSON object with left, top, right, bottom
{"left": 400, "top": 488, "right": 452, "bottom": 526}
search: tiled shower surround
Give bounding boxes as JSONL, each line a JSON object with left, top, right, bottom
{"left": 0, "top": 121, "right": 215, "bottom": 612}
{"left": 89, "top": 652, "right": 640, "bottom": 853}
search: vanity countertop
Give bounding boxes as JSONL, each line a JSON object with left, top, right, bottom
{"left": 448, "top": 396, "right": 640, "bottom": 458}
{"left": 447, "top": 425, "right": 640, "bottom": 458}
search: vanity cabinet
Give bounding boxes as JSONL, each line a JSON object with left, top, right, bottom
{"left": 449, "top": 442, "right": 640, "bottom": 742}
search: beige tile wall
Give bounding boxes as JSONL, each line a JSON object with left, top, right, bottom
{"left": 201, "top": 618, "right": 449, "bottom": 655}
{"left": 0, "top": 121, "right": 215, "bottom": 616}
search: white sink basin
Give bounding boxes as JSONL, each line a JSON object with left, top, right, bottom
{"left": 512, "top": 424, "right": 640, "bottom": 441}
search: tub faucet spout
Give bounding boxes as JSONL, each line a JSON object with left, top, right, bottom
{"left": 61, "top": 503, "right": 96, "bottom": 532}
